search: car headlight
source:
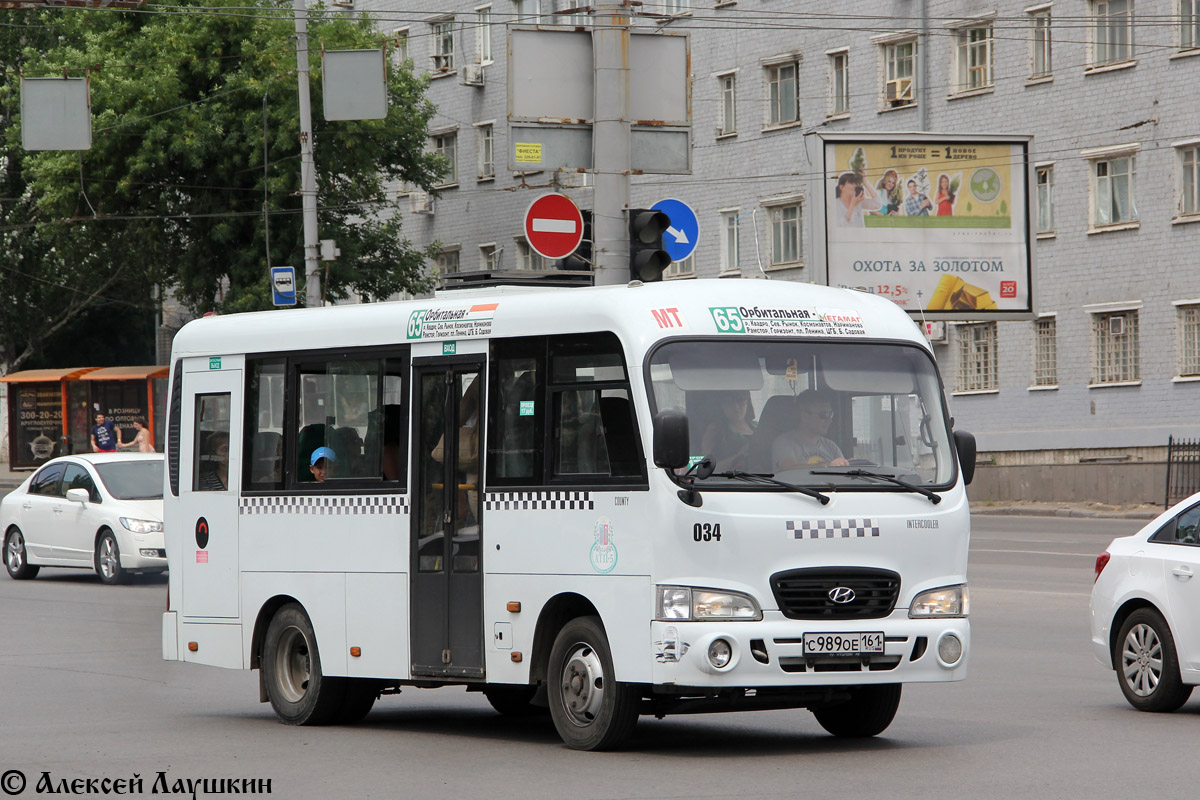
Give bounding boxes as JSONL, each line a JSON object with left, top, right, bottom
{"left": 121, "top": 517, "right": 164, "bottom": 534}
{"left": 909, "top": 584, "right": 969, "bottom": 618}
{"left": 656, "top": 586, "right": 762, "bottom": 621}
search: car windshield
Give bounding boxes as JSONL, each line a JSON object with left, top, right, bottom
{"left": 95, "top": 460, "right": 165, "bottom": 500}
{"left": 648, "top": 339, "right": 955, "bottom": 489}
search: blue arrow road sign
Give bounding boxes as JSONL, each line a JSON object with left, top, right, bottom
{"left": 271, "top": 266, "right": 297, "bottom": 307}
{"left": 651, "top": 198, "right": 699, "bottom": 263}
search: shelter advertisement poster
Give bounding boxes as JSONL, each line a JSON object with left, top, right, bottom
{"left": 823, "top": 137, "right": 1032, "bottom": 318}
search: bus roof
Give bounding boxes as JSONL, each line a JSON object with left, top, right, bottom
{"left": 169, "top": 279, "right": 929, "bottom": 361}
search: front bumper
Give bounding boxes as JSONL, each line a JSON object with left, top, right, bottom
{"left": 118, "top": 529, "right": 168, "bottom": 571}
{"left": 650, "top": 612, "right": 969, "bottom": 687}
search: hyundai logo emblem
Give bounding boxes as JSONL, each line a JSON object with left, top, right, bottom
{"left": 828, "top": 586, "right": 856, "bottom": 604}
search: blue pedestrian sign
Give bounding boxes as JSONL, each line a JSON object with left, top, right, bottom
{"left": 650, "top": 198, "right": 699, "bottom": 263}
{"left": 271, "top": 266, "right": 297, "bottom": 307}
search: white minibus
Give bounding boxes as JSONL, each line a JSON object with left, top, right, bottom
{"left": 161, "top": 278, "right": 975, "bottom": 750}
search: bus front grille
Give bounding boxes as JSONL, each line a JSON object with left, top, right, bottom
{"left": 769, "top": 567, "right": 900, "bottom": 620}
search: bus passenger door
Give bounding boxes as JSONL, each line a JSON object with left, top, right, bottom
{"left": 411, "top": 359, "right": 484, "bottom": 678}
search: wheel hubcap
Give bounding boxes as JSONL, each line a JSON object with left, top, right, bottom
{"left": 559, "top": 643, "right": 605, "bottom": 726}
{"left": 99, "top": 538, "right": 117, "bottom": 578}
{"left": 1122, "top": 623, "right": 1163, "bottom": 697}
{"left": 275, "top": 626, "right": 312, "bottom": 703}
{"left": 6, "top": 533, "right": 23, "bottom": 571}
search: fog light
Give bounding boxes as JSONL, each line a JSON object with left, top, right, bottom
{"left": 707, "top": 638, "right": 733, "bottom": 669}
{"left": 938, "top": 633, "right": 963, "bottom": 666}
{"left": 140, "top": 549, "right": 158, "bottom": 557}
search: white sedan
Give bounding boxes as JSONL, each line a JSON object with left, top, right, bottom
{"left": 1091, "top": 492, "right": 1200, "bottom": 711}
{"left": 2, "top": 453, "right": 165, "bottom": 585}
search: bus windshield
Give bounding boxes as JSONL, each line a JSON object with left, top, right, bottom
{"left": 648, "top": 339, "right": 955, "bottom": 489}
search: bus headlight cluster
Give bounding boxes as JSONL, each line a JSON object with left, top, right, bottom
{"left": 121, "top": 517, "right": 164, "bottom": 534}
{"left": 908, "top": 585, "right": 969, "bottom": 618}
{"left": 656, "top": 586, "right": 762, "bottom": 621}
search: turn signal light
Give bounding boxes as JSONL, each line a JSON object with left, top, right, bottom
{"left": 1095, "top": 552, "right": 1111, "bottom": 583}
{"left": 187, "top": 642, "right": 198, "bottom": 652}
{"left": 350, "top": 647, "right": 362, "bottom": 657}
{"left": 511, "top": 652, "right": 523, "bottom": 663}
{"left": 506, "top": 601, "right": 521, "bottom": 613}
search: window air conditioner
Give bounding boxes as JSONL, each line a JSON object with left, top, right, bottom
{"left": 410, "top": 192, "right": 434, "bottom": 214}
{"left": 330, "top": 0, "right": 353, "bottom": 6}
{"left": 1109, "top": 315, "right": 1126, "bottom": 336}
{"left": 459, "top": 64, "right": 485, "bottom": 86}
{"left": 885, "top": 78, "right": 913, "bottom": 103}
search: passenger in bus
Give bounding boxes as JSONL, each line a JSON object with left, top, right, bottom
{"left": 197, "top": 432, "right": 230, "bottom": 490}
{"left": 772, "top": 390, "right": 849, "bottom": 471}
{"left": 699, "top": 390, "right": 755, "bottom": 472}
{"left": 310, "top": 447, "right": 336, "bottom": 482}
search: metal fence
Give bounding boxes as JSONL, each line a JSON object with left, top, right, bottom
{"left": 1165, "top": 436, "right": 1200, "bottom": 508}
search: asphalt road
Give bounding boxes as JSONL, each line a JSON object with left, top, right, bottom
{"left": 0, "top": 515, "right": 1190, "bottom": 800}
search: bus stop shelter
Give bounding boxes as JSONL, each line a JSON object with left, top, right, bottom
{"left": 79, "top": 366, "right": 170, "bottom": 454}
{"left": 1, "top": 367, "right": 100, "bottom": 469}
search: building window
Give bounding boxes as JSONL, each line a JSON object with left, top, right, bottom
{"left": 661, "top": 0, "right": 689, "bottom": 14}
{"left": 431, "top": 18, "right": 455, "bottom": 72}
{"left": 954, "top": 24, "right": 994, "bottom": 92}
{"left": 476, "top": 124, "right": 495, "bottom": 180}
{"left": 881, "top": 39, "right": 916, "bottom": 108}
{"left": 717, "top": 73, "right": 736, "bottom": 136}
{"left": 765, "top": 61, "right": 799, "bottom": 127}
{"left": 1091, "top": 0, "right": 1133, "bottom": 66}
{"left": 436, "top": 248, "right": 461, "bottom": 275}
{"left": 515, "top": 238, "right": 547, "bottom": 270}
{"left": 1184, "top": 0, "right": 1200, "bottom": 50}
{"left": 394, "top": 28, "right": 410, "bottom": 65}
{"left": 768, "top": 202, "right": 801, "bottom": 265}
{"left": 1036, "top": 164, "right": 1055, "bottom": 234}
{"left": 513, "top": 0, "right": 540, "bottom": 23}
{"left": 1030, "top": 10, "right": 1052, "bottom": 78}
{"left": 956, "top": 322, "right": 998, "bottom": 392}
{"left": 433, "top": 132, "right": 458, "bottom": 186}
{"left": 719, "top": 209, "right": 740, "bottom": 272}
{"left": 1090, "top": 153, "right": 1137, "bottom": 228}
{"left": 829, "top": 51, "right": 849, "bottom": 116}
{"left": 1033, "top": 316, "right": 1058, "bottom": 387}
{"left": 1091, "top": 310, "right": 1139, "bottom": 383}
{"left": 479, "top": 243, "right": 499, "bottom": 271}
{"left": 665, "top": 254, "right": 694, "bottom": 279}
{"left": 1180, "top": 144, "right": 1200, "bottom": 217}
{"left": 475, "top": 6, "right": 493, "bottom": 64}
{"left": 1178, "top": 304, "right": 1200, "bottom": 377}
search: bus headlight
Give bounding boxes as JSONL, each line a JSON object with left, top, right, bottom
{"left": 909, "top": 585, "right": 969, "bottom": 618}
{"left": 656, "top": 586, "right": 762, "bottom": 621}
{"left": 121, "top": 517, "right": 164, "bottom": 534}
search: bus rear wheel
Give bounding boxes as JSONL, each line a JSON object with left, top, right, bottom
{"left": 547, "top": 616, "right": 638, "bottom": 751}
{"left": 813, "top": 684, "right": 902, "bottom": 738}
{"left": 263, "top": 604, "right": 344, "bottom": 725}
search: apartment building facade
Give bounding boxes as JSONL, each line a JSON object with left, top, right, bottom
{"left": 364, "top": 0, "right": 1200, "bottom": 501}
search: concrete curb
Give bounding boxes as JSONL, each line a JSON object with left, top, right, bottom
{"left": 971, "top": 506, "right": 1162, "bottom": 520}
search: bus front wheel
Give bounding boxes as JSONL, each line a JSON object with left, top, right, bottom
{"left": 263, "top": 603, "right": 344, "bottom": 725}
{"left": 547, "top": 616, "right": 638, "bottom": 750}
{"left": 812, "top": 683, "right": 902, "bottom": 737}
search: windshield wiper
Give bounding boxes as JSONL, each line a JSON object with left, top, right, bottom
{"left": 810, "top": 468, "right": 942, "bottom": 504}
{"left": 711, "top": 470, "right": 830, "bottom": 505}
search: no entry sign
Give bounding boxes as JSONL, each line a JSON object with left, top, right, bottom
{"left": 523, "top": 192, "right": 584, "bottom": 260}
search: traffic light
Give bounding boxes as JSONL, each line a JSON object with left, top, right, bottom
{"left": 628, "top": 208, "right": 671, "bottom": 282}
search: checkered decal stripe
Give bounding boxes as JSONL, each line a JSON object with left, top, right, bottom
{"left": 786, "top": 518, "right": 880, "bottom": 539}
{"left": 240, "top": 495, "right": 409, "bottom": 516}
{"left": 485, "top": 491, "right": 594, "bottom": 511}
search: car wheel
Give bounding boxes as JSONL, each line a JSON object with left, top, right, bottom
{"left": 4, "top": 527, "right": 40, "bottom": 580}
{"left": 94, "top": 530, "right": 128, "bottom": 585}
{"left": 813, "top": 684, "right": 902, "bottom": 737}
{"left": 484, "top": 684, "right": 546, "bottom": 717}
{"left": 262, "top": 603, "right": 345, "bottom": 725}
{"left": 1116, "top": 607, "right": 1193, "bottom": 712}
{"left": 547, "top": 616, "right": 639, "bottom": 751}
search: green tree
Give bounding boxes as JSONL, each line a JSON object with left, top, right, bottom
{"left": 1, "top": 0, "right": 443, "bottom": 372}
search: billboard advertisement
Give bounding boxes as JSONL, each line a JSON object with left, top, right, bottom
{"left": 821, "top": 134, "right": 1033, "bottom": 319}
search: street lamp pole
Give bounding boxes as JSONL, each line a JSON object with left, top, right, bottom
{"left": 293, "top": 0, "right": 321, "bottom": 306}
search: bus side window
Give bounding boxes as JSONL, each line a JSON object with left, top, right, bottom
{"left": 488, "top": 338, "right": 546, "bottom": 486}
{"left": 245, "top": 359, "right": 285, "bottom": 489}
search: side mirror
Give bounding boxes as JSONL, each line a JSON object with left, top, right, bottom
{"left": 953, "top": 430, "right": 977, "bottom": 486}
{"left": 65, "top": 488, "right": 90, "bottom": 504}
{"left": 653, "top": 409, "right": 690, "bottom": 470}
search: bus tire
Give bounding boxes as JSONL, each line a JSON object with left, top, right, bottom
{"left": 484, "top": 684, "right": 544, "bottom": 717}
{"left": 813, "top": 683, "right": 902, "bottom": 738}
{"left": 263, "top": 604, "right": 344, "bottom": 725}
{"left": 336, "top": 679, "right": 381, "bottom": 724}
{"left": 547, "top": 616, "right": 638, "bottom": 750}
{"left": 5, "top": 527, "right": 40, "bottom": 580}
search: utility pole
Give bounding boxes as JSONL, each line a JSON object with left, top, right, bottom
{"left": 293, "top": 0, "right": 322, "bottom": 306}
{"left": 590, "top": 0, "right": 632, "bottom": 286}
